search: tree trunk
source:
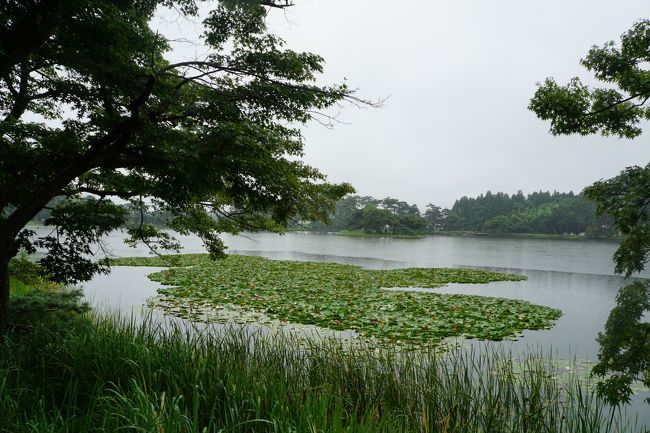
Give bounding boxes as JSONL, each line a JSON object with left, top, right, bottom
{"left": 0, "top": 234, "right": 17, "bottom": 334}
{"left": 0, "top": 251, "right": 10, "bottom": 334}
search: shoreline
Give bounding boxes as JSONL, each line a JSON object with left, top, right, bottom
{"left": 289, "top": 228, "right": 620, "bottom": 242}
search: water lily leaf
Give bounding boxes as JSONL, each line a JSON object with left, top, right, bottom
{"left": 115, "top": 254, "right": 561, "bottom": 346}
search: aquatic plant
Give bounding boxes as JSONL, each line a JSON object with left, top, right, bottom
{"left": 115, "top": 254, "right": 561, "bottom": 345}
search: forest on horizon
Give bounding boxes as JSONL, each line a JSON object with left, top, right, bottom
{"left": 293, "top": 190, "right": 613, "bottom": 237}
{"left": 29, "top": 189, "right": 613, "bottom": 238}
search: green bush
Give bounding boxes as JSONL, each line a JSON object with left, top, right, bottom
{"left": 8, "top": 253, "right": 45, "bottom": 285}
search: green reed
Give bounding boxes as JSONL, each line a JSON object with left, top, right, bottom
{"left": 0, "top": 291, "right": 643, "bottom": 433}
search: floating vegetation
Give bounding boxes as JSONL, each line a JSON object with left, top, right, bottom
{"left": 497, "top": 357, "right": 650, "bottom": 396}
{"left": 114, "top": 254, "right": 561, "bottom": 346}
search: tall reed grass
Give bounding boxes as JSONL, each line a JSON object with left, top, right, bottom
{"left": 0, "top": 295, "right": 644, "bottom": 432}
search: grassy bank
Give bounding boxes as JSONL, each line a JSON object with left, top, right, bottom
{"left": 0, "top": 291, "right": 642, "bottom": 433}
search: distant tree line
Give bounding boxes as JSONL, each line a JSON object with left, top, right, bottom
{"left": 32, "top": 199, "right": 174, "bottom": 228}
{"left": 293, "top": 191, "right": 614, "bottom": 237}
{"left": 446, "top": 190, "right": 613, "bottom": 236}
{"left": 31, "top": 191, "right": 614, "bottom": 238}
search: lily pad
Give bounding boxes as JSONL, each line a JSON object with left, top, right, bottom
{"left": 114, "top": 254, "right": 561, "bottom": 346}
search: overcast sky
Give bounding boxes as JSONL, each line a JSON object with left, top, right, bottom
{"left": 156, "top": 1, "right": 650, "bottom": 209}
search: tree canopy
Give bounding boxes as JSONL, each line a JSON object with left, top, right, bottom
{"left": 530, "top": 19, "right": 650, "bottom": 405}
{"left": 529, "top": 19, "right": 650, "bottom": 139}
{"left": 444, "top": 190, "right": 609, "bottom": 235}
{"left": 0, "top": 0, "right": 368, "bottom": 330}
{"left": 293, "top": 195, "right": 430, "bottom": 235}
{"left": 292, "top": 191, "right": 609, "bottom": 238}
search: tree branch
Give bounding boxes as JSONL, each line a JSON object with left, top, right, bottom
{"left": 210, "top": 206, "right": 272, "bottom": 231}
{"left": 260, "top": 0, "right": 294, "bottom": 8}
{"left": 75, "top": 187, "right": 138, "bottom": 199}
{"left": 584, "top": 90, "right": 650, "bottom": 117}
{"left": 0, "top": 109, "right": 145, "bottom": 240}
{"left": 157, "top": 60, "right": 382, "bottom": 108}
{"left": 2, "top": 60, "right": 31, "bottom": 123}
{"left": 2, "top": 75, "right": 18, "bottom": 97}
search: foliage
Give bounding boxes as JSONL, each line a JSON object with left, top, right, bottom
{"left": 529, "top": 20, "right": 650, "bottom": 138}
{"left": 112, "top": 254, "right": 563, "bottom": 346}
{"left": 379, "top": 197, "right": 420, "bottom": 216}
{"left": 445, "top": 190, "right": 611, "bottom": 236}
{"left": 36, "top": 198, "right": 127, "bottom": 284}
{"left": 294, "top": 195, "right": 429, "bottom": 235}
{"left": 585, "top": 165, "right": 650, "bottom": 275}
{"left": 0, "top": 0, "right": 362, "bottom": 328}
{"left": 592, "top": 281, "right": 650, "bottom": 405}
{"left": 8, "top": 289, "right": 90, "bottom": 331}
{"left": 296, "top": 192, "right": 612, "bottom": 237}
{"left": 34, "top": 199, "right": 178, "bottom": 228}
{"left": 0, "top": 307, "right": 641, "bottom": 432}
{"left": 585, "top": 165, "right": 650, "bottom": 403}
{"left": 530, "top": 19, "right": 650, "bottom": 405}
{"left": 424, "top": 203, "right": 445, "bottom": 230}
{"left": 8, "top": 252, "right": 45, "bottom": 285}
{"left": 8, "top": 253, "right": 61, "bottom": 294}
{"left": 346, "top": 206, "right": 396, "bottom": 233}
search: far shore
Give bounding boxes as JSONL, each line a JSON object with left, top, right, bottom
{"left": 288, "top": 227, "right": 620, "bottom": 242}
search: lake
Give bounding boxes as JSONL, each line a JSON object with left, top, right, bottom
{"left": 79, "top": 230, "right": 649, "bottom": 422}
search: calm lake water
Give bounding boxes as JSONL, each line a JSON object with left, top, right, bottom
{"left": 78, "top": 230, "right": 650, "bottom": 423}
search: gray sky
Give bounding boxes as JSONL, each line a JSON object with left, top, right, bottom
{"left": 156, "top": 1, "right": 650, "bottom": 209}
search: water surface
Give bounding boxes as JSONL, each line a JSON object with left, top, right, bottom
{"left": 78, "top": 230, "right": 649, "bottom": 421}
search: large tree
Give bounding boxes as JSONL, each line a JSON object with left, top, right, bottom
{"left": 0, "top": 0, "right": 368, "bottom": 331}
{"left": 530, "top": 19, "right": 650, "bottom": 404}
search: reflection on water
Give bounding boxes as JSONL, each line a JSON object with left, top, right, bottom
{"left": 76, "top": 230, "right": 649, "bottom": 422}
{"left": 67, "top": 228, "right": 629, "bottom": 276}
{"left": 83, "top": 266, "right": 164, "bottom": 314}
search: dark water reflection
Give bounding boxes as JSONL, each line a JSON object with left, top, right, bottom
{"left": 78, "top": 230, "right": 649, "bottom": 423}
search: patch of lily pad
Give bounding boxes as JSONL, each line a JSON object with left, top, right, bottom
{"left": 113, "top": 254, "right": 561, "bottom": 346}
